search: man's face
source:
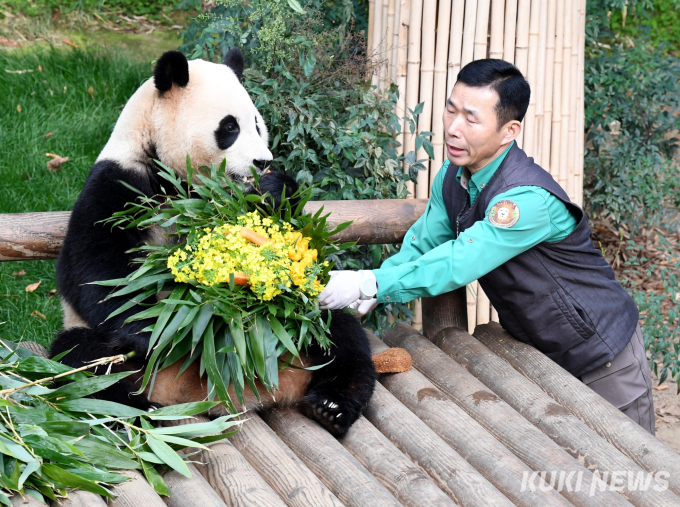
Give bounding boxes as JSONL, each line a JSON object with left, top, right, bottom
{"left": 443, "top": 82, "right": 512, "bottom": 173}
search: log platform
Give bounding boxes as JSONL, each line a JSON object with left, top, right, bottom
{"left": 2, "top": 206, "right": 679, "bottom": 507}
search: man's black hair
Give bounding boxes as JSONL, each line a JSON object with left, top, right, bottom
{"left": 456, "top": 59, "right": 531, "bottom": 129}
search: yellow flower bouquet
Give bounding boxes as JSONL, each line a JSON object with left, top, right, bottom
{"left": 97, "top": 158, "right": 352, "bottom": 412}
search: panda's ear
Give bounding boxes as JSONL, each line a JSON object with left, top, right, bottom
{"left": 154, "top": 51, "right": 189, "bottom": 92}
{"left": 223, "top": 48, "right": 244, "bottom": 82}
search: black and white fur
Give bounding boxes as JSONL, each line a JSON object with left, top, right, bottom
{"left": 50, "top": 50, "right": 376, "bottom": 437}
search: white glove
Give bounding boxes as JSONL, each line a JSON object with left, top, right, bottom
{"left": 348, "top": 298, "right": 378, "bottom": 317}
{"left": 319, "top": 270, "right": 377, "bottom": 310}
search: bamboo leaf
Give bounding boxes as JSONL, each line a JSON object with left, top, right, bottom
{"left": 42, "top": 464, "right": 113, "bottom": 499}
{"left": 45, "top": 371, "right": 133, "bottom": 401}
{"left": 141, "top": 458, "right": 169, "bottom": 496}
{"left": 191, "top": 303, "right": 214, "bottom": 353}
{"left": 268, "top": 316, "right": 299, "bottom": 358}
{"left": 145, "top": 435, "right": 191, "bottom": 478}
{"left": 56, "top": 399, "right": 148, "bottom": 417}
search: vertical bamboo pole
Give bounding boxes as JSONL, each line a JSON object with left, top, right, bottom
{"left": 473, "top": 0, "right": 491, "bottom": 60}
{"left": 466, "top": 282, "right": 478, "bottom": 335}
{"left": 522, "top": 0, "right": 542, "bottom": 158}
{"left": 404, "top": 0, "right": 423, "bottom": 199}
{"left": 559, "top": 1, "right": 573, "bottom": 195}
{"left": 576, "top": 0, "right": 586, "bottom": 206}
{"left": 391, "top": 0, "right": 402, "bottom": 84}
{"left": 533, "top": 0, "right": 549, "bottom": 165}
{"left": 566, "top": 0, "right": 579, "bottom": 201}
{"left": 384, "top": 0, "right": 397, "bottom": 88}
{"left": 549, "top": 0, "right": 564, "bottom": 181}
{"left": 491, "top": 306, "right": 499, "bottom": 323}
{"left": 489, "top": 0, "right": 505, "bottom": 59}
{"left": 396, "top": 0, "right": 411, "bottom": 164}
{"left": 476, "top": 285, "right": 491, "bottom": 326}
{"left": 460, "top": 0, "right": 479, "bottom": 67}
{"left": 415, "top": 0, "right": 437, "bottom": 199}
{"left": 539, "top": 0, "right": 557, "bottom": 174}
{"left": 371, "top": 0, "right": 384, "bottom": 87}
{"left": 446, "top": 0, "right": 466, "bottom": 97}
{"left": 430, "top": 0, "right": 453, "bottom": 188}
{"left": 513, "top": 0, "right": 530, "bottom": 148}
{"left": 503, "top": 0, "right": 519, "bottom": 64}
{"left": 380, "top": 0, "right": 390, "bottom": 89}
{"left": 368, "top": 0, "right": 376, "bottom": 56}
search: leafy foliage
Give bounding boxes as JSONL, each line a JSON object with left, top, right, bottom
{"left": 0, "top": 336, "right": 239, "bottom": 501}
{"left": 178, "top": 0, "right": 433, "bottom": 330}
{"left": 609, "top": 0, "right": 680, "bottom": 52}
{"left": 98, "top": 158, "right": 353, "bottom": 410}
{"left": 6, "top": 0, "right": 177, "bottom": 18}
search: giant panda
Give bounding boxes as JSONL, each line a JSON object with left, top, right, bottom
{"left": 49, "top": 49, "right": 376, "bottom": 437}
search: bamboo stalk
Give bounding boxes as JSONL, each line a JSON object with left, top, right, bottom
{"left": 390, "top": 0, "right": 401, "bottom": 84}
{"left": 577, "top": 0, "right": 586, "bottom": 206}
{"left": 476, "top": 284, "right": 491, "bottom": 326}
{"left": 473, "top": 0, "right": 491, "bottom": 60}
{"left": 559, "top": 0, "right": 573, "bottom": 195}
{"left": 490, "top": 306, "right": 499, "bottom": 322}
{"left": 460, "top": 0, "right": 479, "bottom": 67}
{"left": 412, "top": 299, "right": 422, "bottom": 331}
{"left": 549, "top": 0, "right": 565, "bottom": 181}
{"left": 396, "top": 0, "right": 411, "bottom": 194}
{"left": 368, "top": 0, "right": 375, "bottom": 59}
{"left": 466, "top": 281, "right": 478, "bottom": 334}
{"left": 446, "top": 0, "right": 466, "bottom": 97}
{"left": 539, "top": 0, "right": 557, "bottom": 173}
{"left": 513, "top": 0, "right": 530, "bottom": 148}
{"left": 429, "top": 0, "right": 453, "bottom": 188}
{"left": 567, "top": 0, "right": 580, "bottom": 201}
{"left": 503, "top": 0, "right": 519, "bottom": 64}
{"left": 489, "top": 0, "right": 505, "bottom": 59}
{"left": 371, "top": 0, "right": 384, "bottom": 87}
{"left": 522, "top": 0, "right": 542, "bottom": 158}
{"left": 404, "top": 0, "right": 423, "bottom": 199}
{"left": 379, "top": 0, "right": 390, "bottom": 89}
{"left": 415, "top": 0, "right": 436, "bottom": 199}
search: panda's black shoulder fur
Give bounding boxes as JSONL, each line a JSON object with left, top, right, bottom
{"left": 258, "top": 171, "right": 299, "bottom": 209}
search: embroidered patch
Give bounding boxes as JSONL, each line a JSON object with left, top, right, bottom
{"left": 489, "top": 200, "right": 520, "bottom": 228}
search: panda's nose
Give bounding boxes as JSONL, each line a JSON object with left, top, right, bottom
{"left": 252, "top": 159, "right": 269, "bottom": 173}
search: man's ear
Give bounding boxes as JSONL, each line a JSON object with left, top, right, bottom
{"left": 223, "top": 48, "right": 245, "bottom": 82}
{"left": 503, "top": 120, "right": 522, "bottom": 144}
{"left": 154, "top": 51, "right": 189, "bottom": 92}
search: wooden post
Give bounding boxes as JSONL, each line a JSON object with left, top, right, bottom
{"left": 466, "top": 282, "right": 478, "bottom": 335}
{"left": 474, "top": 322, "right": 680, "bottom": 498}
{"left": 522, "top": 0, "right": 542, "bottom": 158}
{"left": 473, "top": 0, "right": 491, "bottom": 60}
{"left": 365, "top": 332, "right": 573, "bottom": 507}
{"left": 404, "top": 0, "right": 424, "bottom": 198}
{"left": 381, "top": 323, "right": 635, "bottom": 507}
{"left": 476, "top": 284, "right": 490, "bottom": 326}
{"left": 164, "top": 464, "right": 229, "bottom": 507}
{"left": 230, "top": 414, "right": 344, "bottom": 507}
{"left": 262, "top": 407, "right": 402, "bottom": 507}
{"left": 429, "top": 0, "right": 453, "bottom": 188}
{"left": 446, "top": 0, "right": 466, "bottom": 96}
{"left": 421, "top": 288, "right": 468, "bottom": 340}
{"left": 489, "top": 0, "right": 505, "bottom": 60}
{"left": 340, "top": 416, "right": 458, "bottom": 507}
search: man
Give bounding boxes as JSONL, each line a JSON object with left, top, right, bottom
{"left": 318, "top": 59, "right": 655, "bottom": 434}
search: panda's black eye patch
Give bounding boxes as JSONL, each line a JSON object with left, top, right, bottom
{"left": 215, "top": 115, "right": 240, "bottom": 150}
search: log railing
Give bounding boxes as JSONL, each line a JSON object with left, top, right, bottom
{"left": 0, "top": 199, "right": 428, "bottom": 262}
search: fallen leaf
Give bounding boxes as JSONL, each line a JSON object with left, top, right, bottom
{"left": 16, "top": 104, "right": 21, "bottom": 113}
{"left": 25, "top": 281, "right": 41, "bottom": 292}
{"left": 63, "top": 38, "right": 78, "bottom": 48}
{"left": 30, "top": 310, "right": 46, "bottom": 320}
{"left": 46, "top": 152, "right": 61, "bottom": 158}
{"left": 5, "top": 69, "right": 32, "bottom": 74}
{"left": 11, "top": 270, "right": 26, "bottom": 277}
{"left": 47, "top": 156, "right": 69, "bottom": 172}
{"left": 38, "top": 64, "right": 43, "bottom": 72}
{"left": 45, "top": 132, "right": 53, "bottom": 138}
{"left": 88, "top": 86, "right": 94, "bottom": 98}
{"left": 654, "top": 384, "right": 669, "bottom": 391}
{"left": 47, "top": 289, "right": 57, "bottom": 298}
{"left": 0, "top": 38, "right": 19, "bottom": 47}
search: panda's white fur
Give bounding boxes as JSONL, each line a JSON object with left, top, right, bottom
{"left": 98, "top": 58, "right": 271, "bottom": 180}
{"left": 50, "top": 50, "right": 377, "bottom": 437}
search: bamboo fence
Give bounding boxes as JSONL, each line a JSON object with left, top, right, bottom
{"left": 368, "top": 0, "right": 586, "bottom": 332}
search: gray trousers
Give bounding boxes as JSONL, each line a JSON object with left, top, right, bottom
{"left": 581, "top": 324, "right": 655, "bottom": 435}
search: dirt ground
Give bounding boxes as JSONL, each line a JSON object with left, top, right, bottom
{"left": 651, "top": 374, "right": 680, "bottom": 453}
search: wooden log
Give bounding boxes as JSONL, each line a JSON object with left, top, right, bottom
{"left": 522, "top": 0, "right": 542, "bottom": 158}
{"left": 474, "top": 322, "right": 680, "bottom": 498}
{"left": 365, "top": 332, "right": 573, "bottom": 507}
{"left": 365, "top": 383, "right": 514, "bottom": 506}
{"left": 460, "top": 0, "right": 478, "bottom": 67}
{"left": 340, "top": 416, "right": 457, "bottom": 507}
{"left": 164, "top": 463, "right": 228, "bottom": 507}
{"left": 381, "top": 323, "right": 634, "bottom": 507}
{"left": 58, "top": 490, "right": 108, "bottom": 507}
{"left": 194, "top": 438, "right": 287, "bottom": 507}
{"left": 429, "top": 0, "right": 453, "bottom": 188}
{"left": 421, "top": 288, "right": 467, "bottom": 339}
{"left": 441, "top": 325, "right": 680, "bottom": 507}
{"left": 489, "top": 0, "right": 505, "bottom": 59}
{"left": 108, "top": 470, "right": 166, "bottom": 507}
{"left": 0, "top": 200, "right": 428, "bottom": 261}
{"left": 10, "top": 494, "right": 44, "bottom": 507}
{"left": 473, "top": 0, "right": 491, "bottom": 60}
{"left": 446, "top": 0, "right": 466, "bottom": 96}
{"left": 262, "top": 407, "right": 402, "bottom": 507}
{"left": 230, "top": 413, "right": 344, "bottom": 507}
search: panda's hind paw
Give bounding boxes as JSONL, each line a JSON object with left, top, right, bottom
{"left": 303, "top": 390, "right": 363, "bottom": 437}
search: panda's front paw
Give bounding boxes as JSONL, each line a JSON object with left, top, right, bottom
{"left": 303, "top": 388, "right": 364, "bottom": 437}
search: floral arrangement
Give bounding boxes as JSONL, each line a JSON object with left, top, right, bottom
{"left": 98, "top": 158, "right": 352, "bottom": 412}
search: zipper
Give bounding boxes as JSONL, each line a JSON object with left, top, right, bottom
{"left": 456, "top": 220, "right": 460, "bottom": 238}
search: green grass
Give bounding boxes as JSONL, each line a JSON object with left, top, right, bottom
{"left": 0, "top": 47, "right": 152, "bottom": 347}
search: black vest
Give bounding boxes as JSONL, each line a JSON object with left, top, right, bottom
{"left": 442, "top": 143, "right": 639, "bottom": 377}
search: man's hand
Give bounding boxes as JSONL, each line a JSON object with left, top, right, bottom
{"left": 318, "top": 270, "right": 377, "bottom": 310}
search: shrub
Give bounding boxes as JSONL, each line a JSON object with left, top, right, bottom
{"left": 178, "top": 0, "right": 433, "bottom": 331}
